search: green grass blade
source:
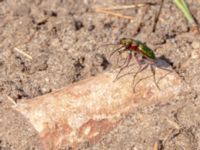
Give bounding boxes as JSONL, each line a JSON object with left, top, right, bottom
{"left": 173, "top": 0, "right": 194, "bottom": 24}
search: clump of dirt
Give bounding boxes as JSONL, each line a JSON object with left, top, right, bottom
{"left": 1, "top": 0, "right": 200, "bottom": 149}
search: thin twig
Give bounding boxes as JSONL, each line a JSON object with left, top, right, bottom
{"left": 14, "top": 47, "right": 33, "bottom": 60}
{"left": 133, "top": 4, "right": 150, "bottom": 36}
{"left": 165, "top": 116, "right": 180, "bottom": 129}
{"left": 7, "top": 96, "right": 17, "bottom": 105}
{"left": 152, "top": 0, "right": 165, "bottom": 32}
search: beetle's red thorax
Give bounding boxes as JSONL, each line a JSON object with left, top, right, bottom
{"left": 129, "top": 45, "right": 139, "bottom": 51}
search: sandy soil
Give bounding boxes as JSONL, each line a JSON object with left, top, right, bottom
{"left": 1, "top": 0, "right": 200, "bottom": 149}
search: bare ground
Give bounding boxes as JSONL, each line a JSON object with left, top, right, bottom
{"left": 1, "top": 0, "right": 200, "bottom": 149}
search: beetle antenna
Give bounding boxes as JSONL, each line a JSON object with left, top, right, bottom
{"left": 109, "top": 46, "right": 125, "bottom": 59}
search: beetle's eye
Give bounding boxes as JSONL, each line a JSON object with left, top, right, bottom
{"left": 126, "top": 41, "right": 131, "bottom": 46}
{"left": 119, "top": 39, "right": 123, "bottom": 44}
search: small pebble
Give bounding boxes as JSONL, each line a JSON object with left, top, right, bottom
{"left": 41, "top": 87, "right": 52, "bottom": 94}
{"left": 74, "top": 20, "right": 84, "bottom": 31}
{"left": 191, "top": 41, "right": 200, "bottom": 49}
{"left": 191, "top": 50, "right": 200, "bottom": 59}
{"left": 88, "top": 24, "right": 95, "bottom": 31}
{"left": 51, "top": 39, "right": 60, "bottom": 47}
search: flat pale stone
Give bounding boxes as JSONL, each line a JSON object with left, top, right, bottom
{"left": 13, "top": 59, "right": 182, "bottom": 150}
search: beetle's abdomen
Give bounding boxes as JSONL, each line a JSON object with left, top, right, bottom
{"left": 138, "top": 44, "right": 155, "bottom": 59}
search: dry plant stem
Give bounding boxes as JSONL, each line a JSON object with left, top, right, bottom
{"left": 95, "top": 4, "right": 145, "bottom": 11}
{"left": 152, "top": 0, "right": 164, "bottom": 32}
{"left": 13, "top": 60, "right": 182, "bottom": 150}
{"left": 94, "top": 3, "right": 157, "bottom": 11}
{"left": 95, "top": 4, "right": 147, "bottom": 20}
{"left": 95, "top": 8, "right": 135, "bottom": 20}
{"left": 95, "top": 3, "right": 157, "bottom": 21}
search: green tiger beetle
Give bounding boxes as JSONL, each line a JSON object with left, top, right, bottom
{"left": 110, "top": 37, "right": 173, "bottom": 92}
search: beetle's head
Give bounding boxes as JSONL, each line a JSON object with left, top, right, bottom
{"left": 119, "top": 38, "right": 135, "bottom": 47}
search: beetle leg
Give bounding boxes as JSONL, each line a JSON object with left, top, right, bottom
{"left": 118, "top": 56, "right": 128, "bottom": 68}
{"left": 114, "top": 51, "right": 132, "bottom": 81}
{"left": 153, "top": 65, "right": 174, "bottom": 86}
{"left": 124, "top": 50, "right": 132, "bottom": 67}
{"left": 150, "top": 65, "right": 161, "bottom": 90}
{"left": 143, "top": 56, "right": 155, "bottom": 65}
{"left": 132, "top": 64, "right": 149, "bottom": 92}
{"left": 118, "top": 50, "right": 130, "bottom": 67}
{"left": 133, "top": 52, "right": 142, "bottom": 67}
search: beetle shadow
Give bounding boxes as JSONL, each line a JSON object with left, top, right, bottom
{"left": 153, "top": 55, "right": 176, "bottom": 87}
{"left": 155, "top": 55, "right": 174, "bottom": 69}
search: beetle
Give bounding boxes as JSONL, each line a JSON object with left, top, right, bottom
{"left": 110, "top": 37, "right": 172, "bottom": 92}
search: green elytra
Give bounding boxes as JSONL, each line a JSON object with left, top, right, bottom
{"left": 134, "top": 40, "right": 156, "bottom": 60}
